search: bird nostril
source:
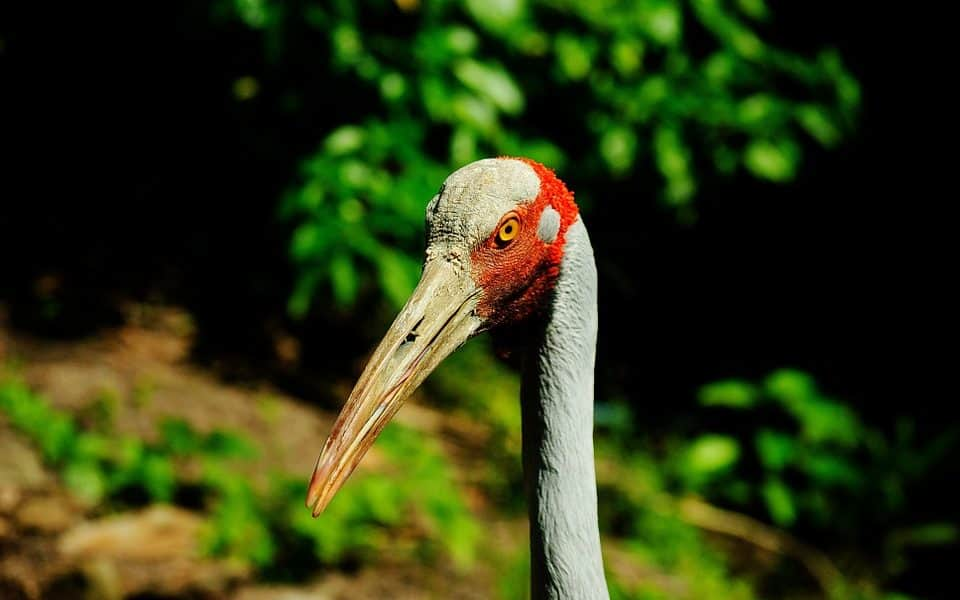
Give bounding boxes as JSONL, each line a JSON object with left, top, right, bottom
{"left": 402, "top": 316, "right": 425, "bottom": 346}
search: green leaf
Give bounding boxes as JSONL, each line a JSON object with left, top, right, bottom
{"left": 64, "top": 460, "right": 107, "bottom": 505}
{"left": 161, "top": 419, "right": 201, "bottom": 454}
{"left": 290, "top": 222, "right": 327, "bottom": 262}
{"left": 764, "top": 369, "right": 815, "bottom": 402}
{"left": 451, "top": 94, "right": 498, "bottom": 135}
{"left": 731, "top": 29, "right": 764, "bottom": 59}
{"left": 450, "top": 127, "right": 478, "bottom": 165}
{"left": 743, "top": 139, "right": 798, "bottom": 182}
{"left": 555, "top": 34, "right": 595, "bottom": 81}
{"left": 698, "top": 379, "right": 757, "bottom": 408}
{"left": 141, "top": 453, "right": 176, "bottom": 502}
{"left": 599, "top": 126, "right": 638, "bottom": 174}
{"left": 765, "top": 370, "right": 861, "bottom": 446}
{"left": 338, "top": 160, "right": 373, "bottom": 190}
{"left": 337, "top": 197, "right": 365, "bottom": 223}
{"left": 445, "top": 26, "right": 478, "bottom": 55}
{"left": 685, "top": 435, "right": 741, "bottom": 476}
{"left": 737, "top": 94, "right": 777, "bottom": 127}
{"left": 107, "top": 437, "right": 145, "bottom": 491}
{"left": 754, "top": 429, "right": 795, "bottom": 471}
{"left": 654, "top": 124, "right": 696, "bottom": 204}
{"left": 802, "top": 451, "right": 862, "bottom": 487}
{"left": 40, "top": 414, "right": 77, "bottom": 463}
{"left": 762, "top": 477, "right": 796, "bottom": 526}
{"left": 642, "top": 2, "right": 682, "bottom": 46}
{"left": 654, "top": 124, "right": 689, "bottom": 178}
{"left": 206, "top": 488, "right": 276, "bottom": 566}
{"left": 331, "top": 24, "right": 363, "bottom": 64}
{"left": 892, "top": 523, "right": 958, "bottom": 547}
{"left": 736, "top": 0, "right": 769, "bottom": 20}
{"left": 703, "top": 51, "right": 735, "bottom": 84}
{"left": 233, "top": 0, "right": 279, "bottom": 29}
{"left": 72, "top": 433, "right": 110, "bottom": 463}
{"left": 324, "top": 125, "right": 366, "bottom": 155}
{"left": 453, "top": 59, "right": 525, "bottom": 115}
{"left": 464, "top": 0, "right": 525, "bottom": 33}
{"left": 795, "top": 104, "right": 841, "bottom": 147}
{"left": 329, "top": 252, "right": 359, "bottom": 307}
{"left": 379, "top": 73, "right": 406, "bottom": 102}
{"left": 610, "top": 39, "right": 645, "bottom": 76}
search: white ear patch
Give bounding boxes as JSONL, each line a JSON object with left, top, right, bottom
{"left": 537, "top": 205, "right": 561, "bottom": 244}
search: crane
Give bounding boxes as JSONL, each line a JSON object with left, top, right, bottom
{"left": 306, "top": 157, "right": 609, "bottom": 599}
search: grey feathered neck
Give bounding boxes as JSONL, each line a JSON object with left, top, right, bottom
{"left": 520, "top": 217, "right": 609, "bottom": 600}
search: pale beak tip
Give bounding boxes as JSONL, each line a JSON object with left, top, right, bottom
{"left": 307, "top": 486, "right": 332, "bottom": 517}
{"left": 305, "top": 461, "right": 325, "bottom": 513}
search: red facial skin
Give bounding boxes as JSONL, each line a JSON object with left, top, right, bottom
{"left": 471, "top": 158, "right": 580, "bottom": 328}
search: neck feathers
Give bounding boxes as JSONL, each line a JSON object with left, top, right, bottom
{"left": 521, "top": 217, "right": 608, "bottom": 599}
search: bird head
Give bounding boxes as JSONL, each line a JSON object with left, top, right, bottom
{"left": 306, "top": 157, "right": 580, "bottom": 516}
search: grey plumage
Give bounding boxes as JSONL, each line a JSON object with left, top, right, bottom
{"left": 522, "top": 218, "right": 608, "bottom": 599}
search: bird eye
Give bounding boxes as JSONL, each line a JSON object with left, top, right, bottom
{"left": 495, "top": 215, "right": 521, "bottom": 247}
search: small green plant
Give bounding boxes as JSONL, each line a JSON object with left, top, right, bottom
{"left": 678, "top": 370, "right": 957, "bottom": 532}
{"left": 0, "top": 372, "right": 479, "bottom": 574}
{"left": 661, "top": 369, "right": 957, "bottom": 593}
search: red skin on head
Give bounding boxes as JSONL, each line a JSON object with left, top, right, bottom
{"left": 471, "top": 158, "right": 580, "bottom": 328}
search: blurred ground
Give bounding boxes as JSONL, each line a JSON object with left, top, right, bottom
{"left": 0, "top": 300, "right": 947, "bottom": 600}
{"left": 0, "top": 305, "right": 503, "bottom": 599}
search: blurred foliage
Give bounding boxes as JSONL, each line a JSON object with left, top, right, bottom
{"left": 662, "top": 369, "right": 957, "bottom": 587}
{"left": 596, "top": 445, "right": 756, "bottom": 600}
{"left": 221, "top": 0, "right": 861, "bottom": 315}
{"left": 427, "top": 337, "right": 525, "bottom": 507}
{"left": 0, "top": 372, "right": 478, "bottom": 574}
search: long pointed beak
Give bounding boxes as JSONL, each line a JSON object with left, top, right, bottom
{"left": 306, "top": 259, "right": 482, "bottom": 516}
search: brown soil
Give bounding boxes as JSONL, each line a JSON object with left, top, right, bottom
{"left": 0, "top": 304, "right": 505, "bottom": 599}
